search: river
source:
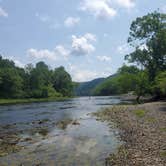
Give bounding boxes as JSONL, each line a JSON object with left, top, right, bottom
{"left": 0, "top": 96, "right": 126, "bottom": 166}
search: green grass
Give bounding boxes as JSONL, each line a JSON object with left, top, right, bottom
{"left": 146, "top": 117, "right": 156, "bottom": 123}
{"left": 0, "top": 97, "right": 69, "bottom": 105}
{"left": 133, "top": 109, "right": 146, "bottom": 118}
{"left": 160, "top": 151, "right": 166, "bottom": 158}
{"left": 160, "top": 127, "right": 166, "bottom": 132}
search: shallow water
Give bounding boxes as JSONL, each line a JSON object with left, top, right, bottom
{"left": 0, "top": 96, "right": 124, "bottom": 166}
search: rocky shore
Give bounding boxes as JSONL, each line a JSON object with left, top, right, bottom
{"left": 94, "top": 102, "right": 166, "bottom": 166}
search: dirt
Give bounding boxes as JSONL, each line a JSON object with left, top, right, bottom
{"left": 94, "top": 102, "right": 166, "bottom": 166}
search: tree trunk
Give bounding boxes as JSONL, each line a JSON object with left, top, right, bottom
{"left": 136, "top": 95, "right": 141, "bottom": 104}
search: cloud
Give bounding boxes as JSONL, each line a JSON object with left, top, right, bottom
{"left": 0, "top": 7, "right": 8, "bottom": 17}
{"left": 64, "top": 17, "right": 80, "bottom": 27}
{"left": 14, "top": 60, "right": 25, "bottom": 68}
{"left": 115, "top": 0, "right": 135, "bottom": 9}
{"left": 27, "top": 46, "right": 70, "bottom": 61}
{"left": 3, "top": 55, "right": 24, "bottom": 68}
{"left": 27, "top": 48, "right": 57, "bottom": 61}
{"left": 71, "top": 33, "right": 96, "bottom": 56}
{"left": 27, "top": 33, "right": 96, "bottom": 60}
{"left": 68, "top": 64, "right": 111, "bottom": 82}
{"left": 97, "top": 55, "right": 111, "bottom": 62}
{"left": 80, "top": 0, "right": 117, "bottom": 19}
{"left": 55, "top": 45, "right": 70, "bottom": 58}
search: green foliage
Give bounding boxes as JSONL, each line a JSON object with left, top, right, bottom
{"left": 126, "top": 11, "right": 166, "bottom": 81}
{"left": 75, "top": 78, "right": 105, "bottom": 96}
{"left": 93, "top": 65, "right": 140, "bottom": 96}
{"left": 93, "top": 76, "right": 120, "bottom": 96}
{"left": 135, "top": 71, "right": 150, "bottom": 99}
{"left": 0, "top": 56, "right": 73, "bottom": 99}
{"left": 153, "top": 71, "right": 166, "bottom": 97}
{"left": 0, "top": 68, "right": 24, "bottom": 98}
{"left": 52, "top": 67, "right": 73, "bottom": 97}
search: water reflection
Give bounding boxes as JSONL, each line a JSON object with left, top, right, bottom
{"left": 0, "top": 96, "right": 125, "bottom": 165}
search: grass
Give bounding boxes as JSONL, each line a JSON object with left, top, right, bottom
{"left": 160, "top": 127, "right": 166, "bottom": 132}
{"left": 133, "top": 109, "right": 146, "bottom": 118}
{"left": 146, "top": 117, "right": 156, "bottom": 123}
{"left": 160, "top": 151, "right": 166, "bottom": 158}
{"left": 0, "top": 97, "right": 70, "bottom": 105}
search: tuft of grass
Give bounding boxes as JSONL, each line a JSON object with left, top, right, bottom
{"left": 133, "top": 109, "right": 146, "bottom": 118}
{"left": 146, "top": 117, "right": 156, "bottom": 123}
{"left": 160, "top": 127, "right": 166, "bottom": 132}
{"left": 160, "top": 151, "right": 166, "bottom": 158}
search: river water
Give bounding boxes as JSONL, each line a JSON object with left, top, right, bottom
{"left": 0, "top": 96, "right": 125, "bottom": 166}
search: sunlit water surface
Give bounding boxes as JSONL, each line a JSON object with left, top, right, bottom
{"left": 0, "top": 96, "right": 124, "bottom": 166}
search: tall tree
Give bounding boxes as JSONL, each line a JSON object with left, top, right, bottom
{"left": 52, "top": 67, "right": 73, "bottom": 96}
{"left": 125, "top": 11, "right": 166, "bottom": 81}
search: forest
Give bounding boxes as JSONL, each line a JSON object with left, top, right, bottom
{"left": 0, "top": 57, "right": 73, "bottom": 99}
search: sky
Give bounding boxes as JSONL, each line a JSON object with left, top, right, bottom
{"left": 0, "top": 0, "right": 166, "bottom": 82}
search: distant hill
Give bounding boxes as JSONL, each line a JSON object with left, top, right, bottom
{"left": 74, "top": 74, "right": 117, "bottom": 96}
{"left": 74, "top": 78, "right": 105, "bottom": 96}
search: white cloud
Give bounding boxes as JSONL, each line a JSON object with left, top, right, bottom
{"left": 68, "top": 64, "right": 111, "bottom": 82}
{"left": 84, "top": 33, "right": 97, "bottom": 41}
{"left": 64, "top": 17, "right": 80, "bottom": 27}
{"left": 0, "top": 7, "right": 8, "bottom": 17}
{"left": 80, "top": 0, "right": 117, "bottom": 19}
{"left": 27, "top": 45, "right": 70, "bottom": 61}
{"left": 117, "top": 44, "right": 130, "bottom": 54}
{"left": 4, "top": 56, "right": 24, "bottom": 68}
{"left": 55, "top": 45, "right": 70, "bottom": 58}
{"left": 71, "top": 33, "right": 96, "bottom": 56}
{"left": 97, "top": 55, "right": 111, "bottom": 62}
{"left": 116, "top": 0, "right": 135, "bottom": 9}
{"left": 68, "top": 64, "right": 99, "bottom": 82}
{"left": 27, "top": 33, "right": 96, "bottom": 60}
{"left": 73, "top": 70, "right": 99, "bottom": 82}
{"left": 27, "top": 48, "right": 57, "bottom": 61}
{"left": 14, "top": 60, "right": 25, "bottom": 68}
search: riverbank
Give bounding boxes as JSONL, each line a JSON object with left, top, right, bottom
{"left": 94, "top": 102, "right": 166, "bottom": 166}
{"left": 0, "top": 97, "right": 70, "bottom": 105}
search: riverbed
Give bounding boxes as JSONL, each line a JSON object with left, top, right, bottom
{"left": 0, "top": 96, "right": 125, "bottom": 166}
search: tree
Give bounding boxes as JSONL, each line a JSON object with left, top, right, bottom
{"left": 125, "top": 11, "right": 166, "bottom": 81}
{"left": 52, "top": 67, "right": 73, "bottom": 96}
{"left": 28, "top": 61, "right": 52, "bottom": 97}
{"left": 0, "top": 68, "right": 23, "bottom": 98}
{"left": 153, "top": 71, "right": 166, "bottom": 98}
{"left": 116, "top": 65, "right": 140, "bottom": 93}
{"left": 134, "top": 71, "right": 150, "bottom": 103}
{"left": 0, "top": 56, "right": 74, "bottom": 99}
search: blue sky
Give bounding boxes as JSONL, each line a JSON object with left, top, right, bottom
{"left": 0, "top": 0, "right": 165, "bottom": 82}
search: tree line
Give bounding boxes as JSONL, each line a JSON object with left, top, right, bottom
{"left": 0, "top": 57, "right": 73, "bottom": 99}
{"left": 93, "top": 11, "right": 166, "bottom": 102}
